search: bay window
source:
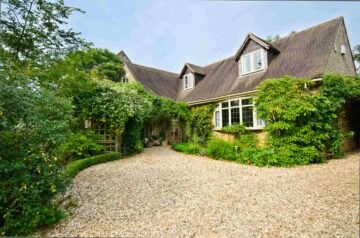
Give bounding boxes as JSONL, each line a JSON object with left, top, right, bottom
{"left": 214, "top": 97, "right": 265, "bottom": 129}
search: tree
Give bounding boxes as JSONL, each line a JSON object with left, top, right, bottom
{"left": 0, "top": 0, "right": 89, "bottom": 64}
{"left": 0, "top": 0, "right": 88, "bottom": 235}
{"left": 266, "top": 34, "right": 281, "bottom": 43}
{"left": 353, "top": 44, "right": 360, "bottom": 74}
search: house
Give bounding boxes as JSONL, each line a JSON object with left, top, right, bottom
{"left": 119, "top": 16, "right": 359, "bottom": 151}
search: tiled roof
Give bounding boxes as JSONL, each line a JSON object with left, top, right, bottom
{"left": 178, "top": 16, "right": 344, "bottom": 103}
{"left": 122, "top": 17, "right": 351, "bottom": 104}
{"left": 125, "top": 62, "right": 179, "bottom": 100}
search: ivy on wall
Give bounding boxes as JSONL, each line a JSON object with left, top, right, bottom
{"left": 255, "top": 74, "right": 360, "bottom": 164}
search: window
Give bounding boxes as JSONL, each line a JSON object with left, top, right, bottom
{"left": 240, "top": 49, "right": 265, "bottom": 76}
{"left": 121, "top": 73, "right": 129, "bottom": 83}
{"left": 215, "top": 111, "right": 220, "bottom": 128}
{"left": 183, "top": 73, "right": 194, "bottom": 90}
{"left": 213, "top": 97, "right": 265, "bottom": 129}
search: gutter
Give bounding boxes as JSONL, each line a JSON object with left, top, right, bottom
{"left": 187, "top": 78, "right": 323, "bottom": 106}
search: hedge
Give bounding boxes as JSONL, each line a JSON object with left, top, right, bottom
{"left": 64, "top": 152, "right": 123, "bottom": 178}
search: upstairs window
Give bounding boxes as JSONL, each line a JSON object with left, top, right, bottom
{"left": 240, "top": 49, "right": 264, "bottom": 76}
{"left": 183, "top": 73, "right": 194, "bottom": 90}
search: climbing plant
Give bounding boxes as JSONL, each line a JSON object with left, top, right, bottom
{"left": 255, "top": 74, "right": 360, "bottom": 164}
{"left": 188, "top": 105, "right": 214, "bottom": 143}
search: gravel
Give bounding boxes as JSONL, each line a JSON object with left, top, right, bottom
{"left": 45, "top": 147, "right": 359, "bottom": 237}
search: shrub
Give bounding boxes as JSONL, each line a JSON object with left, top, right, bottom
{"left": 189, "top": 105, "right": 214, "bottom": 142}
{"left": 61, "top": 131, "right": 103, "bottom": 161}
{"left": 256, "top": 74, "right": 360, "bottom": 164}
{"left": 206, "top": 138, "right": 241, "bottom": 161}
{"left": 239, "top": 133, "right": 258, "bottom": 148}
{"left": 122, "top": 118, "right": 144, "bottom": 153}
{"left": 0, "top": 79, "right": 72, "bottom": 236}
{"left": 237, "top": 148, "right": 276, "bottom": 167}
{"left": 171, "top": 143, "right": 204, "bottom": 155}
{"left": 64, "top": 152, "right": 122, "bottom": 178}
{"left": 221, "top": 123, "right": 246, "bottom": 138}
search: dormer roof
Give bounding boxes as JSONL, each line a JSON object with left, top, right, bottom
{"left": 233, "top": 33, "right": 280, "bottom": 61}
{"left": 179, "top": 63, "right": 206, "bottom": 78}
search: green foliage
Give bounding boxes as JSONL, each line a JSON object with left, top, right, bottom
{"left": 0, "top": 0, "right": 89, "bottom": 64}
{"left": 188, "top": 105, "right": 214, "bottom": 143}
{"left": 122, "top": 118, "right": 144, "bottom": 153}
{"left": 237, "top": 148, "right": 276, "bottom": 167}
{"left": 239, "top": 133, "right": 259, "bottom": 148}
{"left": 0, "top": 79, "right": 72, "bottom": 236}
{"left": 171, "top": 143, "right": 204, "bottom": 155}
{"left": 61, "top": 131, "right": 103, "bottom": 160}
{"left": 206, "top": 138, "right": 241, "bottom": 161}
{"left": 255, "top": 74, "right": 360, "bottom": 165}
{"left": 353, "top": 44, "right": 360, "bottom": 74}
{"left": 0, "top": 0, "right": 89, "bottom": 235}
{"left": 64, "top": 153, "right": 122, "bottom": 178}
{"left": 150, "top": 96, "right": 190, "bottom": 123}
{"left": 221, "top": 123, "right": 246, "bottom": 138}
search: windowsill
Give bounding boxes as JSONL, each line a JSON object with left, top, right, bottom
{"left": 213, "top": 127, "right": 264, "bottom": 131}
{"left": 239, "top": 68, "right": 265, "bottom": 78}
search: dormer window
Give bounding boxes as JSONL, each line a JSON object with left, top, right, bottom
{"left": 240, "top": 49, "right": 264, "bottom": 76}
{"left": 183, "top": 73, "right": 194, "bottom": 90}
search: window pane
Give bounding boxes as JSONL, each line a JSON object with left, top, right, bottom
{"left": 257, "top": 118, "right": 266, "bottom": 127}
{"left": 230, "top": 100, "right": 239, "bottom": 107}
{"left": 222, "top": 109, "right": 229, "bottom": 127}
{"left": 242, "top": 106, "right": 254, "bottom": 127}
{"left": 231, "top": 108, "right": 240, "bottom": 124}
{"left": 215, "top": 111, "right": 220, "bottom": 128}
{"left": 253, "top": 50, "right": 263, "bottom": 70}
{"left": 189, "top": 75, "right": 193, "bottom": 88}
{"left": 242, "top": 98, "right": 253, "bottom": 105}
{"left": 242, "top": 55, "right": 251, "bottom": 74}
{"left": 222, "top": 101, "right": 229, "bottom": 108}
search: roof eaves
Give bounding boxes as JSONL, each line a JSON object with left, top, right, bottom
{"left": 233, "top": 33, "right": 278, "bottom": 61}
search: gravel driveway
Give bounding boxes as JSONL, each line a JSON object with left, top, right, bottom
{"left": 46, "top": 146, "right": 359, "bottom": 237}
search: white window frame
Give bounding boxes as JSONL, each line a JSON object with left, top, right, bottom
{"left": 183, "top": 73, "right": 194, "bottom": 90}
{"left": 239, "top": 49, "right": 265, "bottom": 76}
{"left": 213, "top": 96, "right": 265, "bottom": 130}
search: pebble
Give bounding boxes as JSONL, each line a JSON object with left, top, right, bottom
{"left": 44, "top": 147, "right": 359, "bottom": 237}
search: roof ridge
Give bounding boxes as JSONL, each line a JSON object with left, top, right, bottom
{"left": 272, "top": 16, "right": 343, "bottom": 44}
{"left": 187, "top": 62, "right": 203, "bottom": 67}
{"left": 126, "top": 62, "right": 179, "bottom": 76}
{"left": 203, "top": 55, "right": 234, "bottom": 68}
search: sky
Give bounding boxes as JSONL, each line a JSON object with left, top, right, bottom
{"left": 67, "top": 0, "right": 360, "bottom": 73}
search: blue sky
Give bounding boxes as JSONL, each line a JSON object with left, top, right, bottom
{"left": 68, "top": 0, "right": 360, "bottom": 73}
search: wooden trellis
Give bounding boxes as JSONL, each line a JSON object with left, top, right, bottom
{"left": 91, "top": 122, "right": 121, "bottom": 153}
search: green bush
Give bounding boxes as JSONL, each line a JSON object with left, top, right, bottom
{"left": 256, "top": 74, "right": 360, "bottom": 164}
{"left": 0, "top": 79, "right": 72, "bottom": 236}
{"left": 221, "top": 123, "right": 246, "bottom": 138}
{"left": 122, "top": 118, "right": 144, "bottom": 153}
{"left": 171, "top": 143, "right": 204, "bottom": 155}
{"left": 61, "top": 131, "right": 103, "bottom": 161}
{"left": 237, "top": 148, "right": 275, "bottom": 167}
{"left": 206, "top": 138, "right": 241, "bottom": 161}
{"left": 239, "top": 133, "right": 258, "bottom": 148}
{"left": 189, "top": 105, "right": 214, "bottom": 142}
{"left": 64, "top": 152, "right": 122, "bottom": 178}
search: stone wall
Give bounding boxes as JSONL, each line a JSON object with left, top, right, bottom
{"left": 338, "top": 102, "right": 360, "bottom": 152}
